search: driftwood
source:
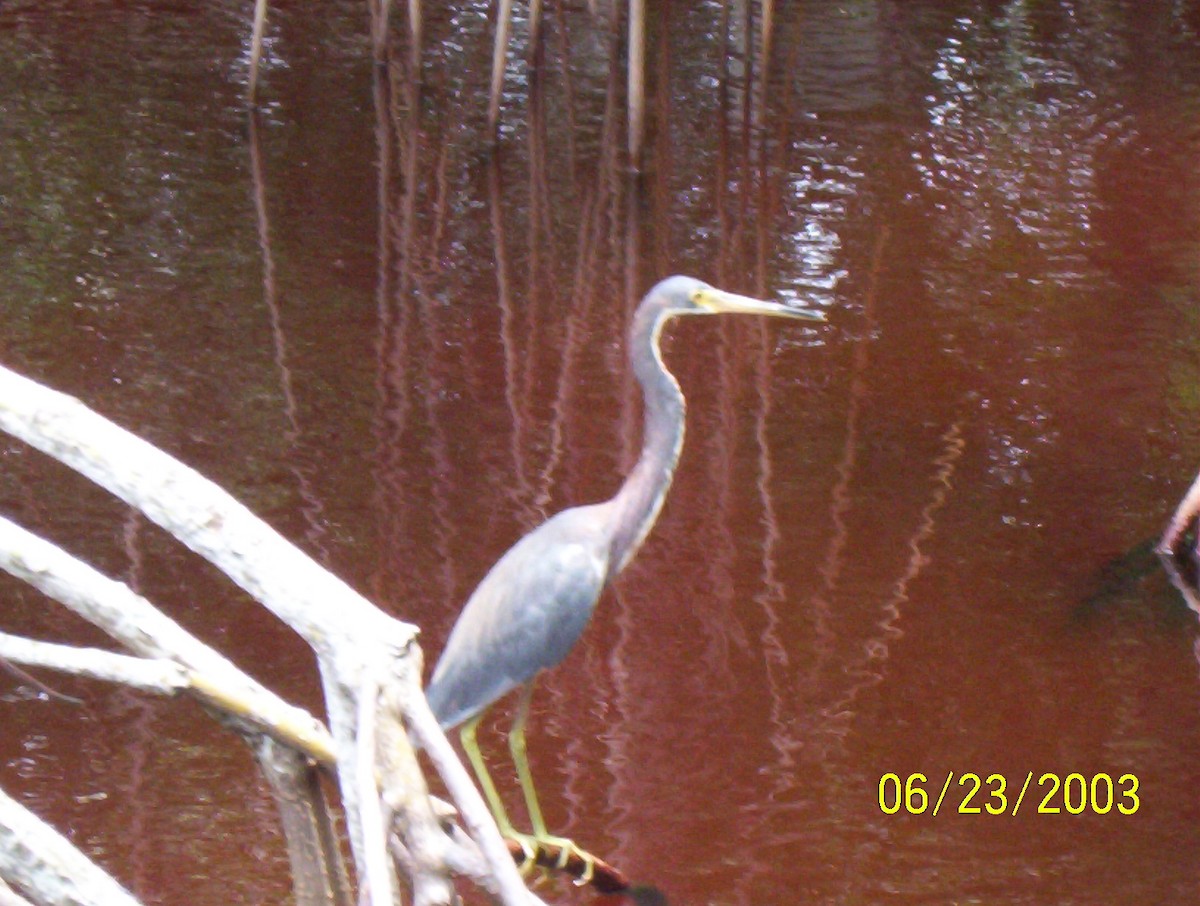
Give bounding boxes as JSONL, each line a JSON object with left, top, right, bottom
{"left": 1159, "top": 467, "right": 1200, "bottom": 613}
{"left": 1159, "top": 467, "right": 1200, "bottom": 561}
{"left": 0, "top": 787, "right": 141, "bottom": 906}
{"left": 0, "top": 363, "right": 547, "bottom": 906}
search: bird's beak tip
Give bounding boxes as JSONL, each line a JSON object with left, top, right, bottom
{"left": 785, "top": 307, "right": 827, "bottom": 322}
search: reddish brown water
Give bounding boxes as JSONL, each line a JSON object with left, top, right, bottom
{"left": 3, "top": 1, "right": 1200, "bottom": 903}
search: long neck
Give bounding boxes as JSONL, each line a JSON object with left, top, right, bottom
{"left": 607, "top": 302, "right": 686, "bottom": 575}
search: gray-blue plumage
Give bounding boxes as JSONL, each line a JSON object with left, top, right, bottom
{"left": 424, "top": 276, "right": 824, "bottom": 736}
{"left": 426, "top": 503, "right": 612, "bottom": 729}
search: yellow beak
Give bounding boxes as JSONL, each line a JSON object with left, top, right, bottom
{"left": 694, "top": 286, "right": 826, "bottom": 322}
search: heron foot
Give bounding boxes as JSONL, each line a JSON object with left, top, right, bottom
{"left": 502, "top": 832, "right": 597, "bottom": 884}
{"left": 534, "top": 834, "right": 596, "bottom": 884}
{"left": 503, "top": 830, "right": 541, "bottom": 877}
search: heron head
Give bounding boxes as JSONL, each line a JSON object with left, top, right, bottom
{"left": 650, "top": 275, "right": 826, "bottom": 322}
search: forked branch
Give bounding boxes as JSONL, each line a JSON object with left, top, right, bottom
{"left": 0, "top": 363, "right": 537, "bottom": 906}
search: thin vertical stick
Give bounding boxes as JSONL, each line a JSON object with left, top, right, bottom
{"left": 489, "top": 0, "right": 515, "bottom": 137}
{"left": 529, "top": 0, "right": 544, "bottom": 67}
{"left": 760, "top": 0, "right": 774, "bottom": 82}
{"left": 627, "top": 0, "right": 646, "bottom": 169}
{"left": 248, "top": 0, "right": 269, "bottom": 103}
{"left": 408, "top": 0, "right": 422, "bottom": 54}
{"left": 715, "top": 0, "right": 731, "bottom": 281}
{"left": 375, "top": 0, "right": 393, "bottom": 59}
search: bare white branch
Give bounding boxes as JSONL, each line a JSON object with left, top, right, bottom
{"left": 0, "top": 786, "right": 141, "bottom": 906}
{"left": 0, "top": 632, "right": 187, "bottom": 694}
{"left": 405, "top": 695, "right": 541, "bottom": 906}
{"left": 0, "top": 365, "right": 415, "bottom": 663}
{"left": 0, "top": 365, "right": 417, "bottom": 869}
{"left": 0, "top": 514, "right": 336, "bottom": 765}
{"left": 355, "top": 670, "right": 399, "bottom": 906}
{"left": 0, "top": 874, "right": 34, "bottom": 906}
{"left": 0, "top": 364, "right": 537, "bottom": 904}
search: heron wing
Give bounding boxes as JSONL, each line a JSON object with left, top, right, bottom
{"left": 426, "top": 507, "right": 610, "bottom": 729}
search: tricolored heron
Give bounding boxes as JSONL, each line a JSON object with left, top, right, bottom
{"left": 426, "top": 275, "right": 824, "bottom": 874}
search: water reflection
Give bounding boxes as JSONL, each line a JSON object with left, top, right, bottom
{"left": 918, "top": 6, "right": 1112, "bottom": 290}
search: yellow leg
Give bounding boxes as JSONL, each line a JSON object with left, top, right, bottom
{"left": 460, "top": 714, "right": 516, "bottom": 837}
{"left": 461, "top": 714, "right": 538, "bottom": 873}
{"left": 508, "top": 683, "right": 548, "bottom": 837}
{"left": 508, "top": 682, "right": 595, "bottom": 883}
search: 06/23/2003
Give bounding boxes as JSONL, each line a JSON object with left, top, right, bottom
{"left": 877, "top": 771, "right": 1140, "bottom": 817}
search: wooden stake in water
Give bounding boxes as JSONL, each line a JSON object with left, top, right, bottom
{"left": 408, "top": 0, "right": 423, "bottom": 60}
{"left": 248, "top": 0, "right": 269, "bottom": 103}
{"left": 761, "top": 0, "right": 775, "bottom": 82}
{"left": 627, "top": 0, "right": 646, "bottom": 169}
{"left": 488, "top": 0, "right": 515, "bottom": 136}
{"left": 529, "top": 0, "right": 544, "bottom": 66}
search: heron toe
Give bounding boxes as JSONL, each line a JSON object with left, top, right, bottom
{"left": 505, "top": 830, "right": 540, "bottom": 876}
{"left": 533, "top": 833, "right": 597, "bottom": 884}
